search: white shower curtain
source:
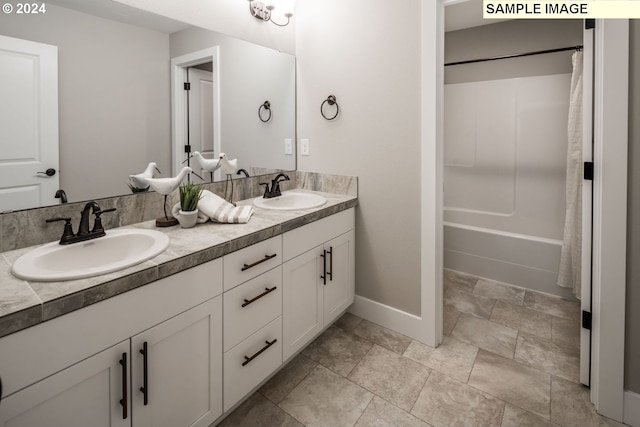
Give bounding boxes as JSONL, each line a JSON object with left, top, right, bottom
{"left": 557, "top": 51, "right": 583, "bottom": 297}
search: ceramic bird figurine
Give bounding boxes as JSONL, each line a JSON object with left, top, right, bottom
{"left": 192, "top": 152, "right": 221, "bottom": 173}
{"left": 145, "top": 166, "right": 192, "bottom": 195}
{"left": 129, "top": 162, "right": 160, "bottom": 189}
{"left": 219, "top": 153, "right": 239, "bottom": 175}
{"left": 145, "top": 166, "right": 193, "bottom": 226}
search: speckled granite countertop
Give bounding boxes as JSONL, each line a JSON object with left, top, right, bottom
{"left": 0, "top": 190, "right": 357, "bottom": 339}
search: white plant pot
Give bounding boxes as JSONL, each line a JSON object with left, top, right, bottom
{"left": 177, "top": 209, "right": 198, "bottom": 229}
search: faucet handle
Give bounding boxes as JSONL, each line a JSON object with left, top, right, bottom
{"left": 46, "top": 217, "right": 75, "bottom": 244}
{"left": 92, "top": 208, "right": 116, "bottom": 233}
{"left": 259, "top": 182, "right": 271, "bottom": 198}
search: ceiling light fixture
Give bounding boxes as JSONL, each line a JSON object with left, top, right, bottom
{"left": 247, "top": 0, "right": 295, "bottom": 27}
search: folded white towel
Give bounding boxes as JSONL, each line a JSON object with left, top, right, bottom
{"left": 179, "top": 190, "right": 253, "bottom": 224}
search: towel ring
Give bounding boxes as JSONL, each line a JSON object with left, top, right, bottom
{"left": 258, "top": 101, "right": 272, "bottom": 122}
{"left": 321, "top": 95, "right": 339, "bottom": 120}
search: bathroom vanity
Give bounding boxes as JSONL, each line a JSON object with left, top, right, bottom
{"left": 0, "top": 190, "right": 356, "bottom": 427}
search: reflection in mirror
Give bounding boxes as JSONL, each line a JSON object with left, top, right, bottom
{"left": 0, "top": 0, "right": 295, "bottom": 212}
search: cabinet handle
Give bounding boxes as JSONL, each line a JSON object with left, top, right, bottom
{"left": 320, "top": 249, "right": 327, "bottom": 285}
{"left": 119, "top": 352, "right": 128, "bottom": 420}
{"left": 242, "top": 339, "right": 277, "bottom": 367}
{"left": 241, "top": 253, "right": 277, "bottom": 271}
{"left": 242, "top": 286, "right": 277, "bottom": 308}
{"left": 139, "top": 341, "right": 149, "bottom": 406}
{"left": 327, "top": 246, "right": 333, "bottom": 282}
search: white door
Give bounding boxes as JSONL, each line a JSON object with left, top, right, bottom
{"left": 187, "top": 67, "right": 219, "bottom": 183}
{"left": 323, "top": 231, "right": 355, "bottom": 325}
{"left": 0, "top": 340, "right": 130, "bottom": 427}
{"left": 131, "top": 296, "right": 222, "bottom": 427}
{"left": 0, "top": 35, "right": 59, "bottom": 212}
{"left": 580, "top": 24, "right": 594, "bottom": 387}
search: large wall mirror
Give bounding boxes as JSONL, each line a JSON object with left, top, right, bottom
{"left": 0, "top": 0, "right": 296, "bottom": 212}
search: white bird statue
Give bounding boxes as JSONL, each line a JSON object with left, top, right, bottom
{"left": 145, "top": 166, "right": 192, "bottom": 195}
{"left": 218, "top": 153, "right": 239, "bottom": 203}
{"left": 129, "top": 162, "right": 160, "bottom": 189}
{"left": 219, "top": 153, "right": 239, "bottom": 175}
{"left": 144, "top": 166, "right": 193, "bottom": 226}
{"left": 192, "top": 152, "right": 221, "bottom": 173}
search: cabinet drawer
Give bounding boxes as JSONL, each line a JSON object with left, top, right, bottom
{"left": 223, "top": 266, "right": 282, "bottom": 352}
{"left": 224, "top": 236, "right": 282, "bottom": 291}
{"left": 283, "top": 208, "right": 354, "bottom": 261}
{"left": 223, "top": 316, "right": 282, "bottom": 412}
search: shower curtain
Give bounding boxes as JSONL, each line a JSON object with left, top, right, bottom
{"left": 557, "top": 51, "right": 583, "bottom": 297}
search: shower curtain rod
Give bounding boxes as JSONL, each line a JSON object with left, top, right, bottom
{"left": 445, "top": 45, "right": 583, "bottom": 67}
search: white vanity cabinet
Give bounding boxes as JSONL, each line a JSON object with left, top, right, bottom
{"left": 282, "top": 209, "right": 355, "bottom": 360}
{"left": 0, "top": 259, "right": 223, "bottom": 427}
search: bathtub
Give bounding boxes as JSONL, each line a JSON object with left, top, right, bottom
{"left": 443, "top": 222, "right": 576, "bottom": 300}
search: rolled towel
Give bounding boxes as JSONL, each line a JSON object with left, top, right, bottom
{"left": 197, "top": 190, "right": 253, "bottom": 224}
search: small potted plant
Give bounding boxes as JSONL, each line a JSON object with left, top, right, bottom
{"left": 176, "top": 182, "right": 203, "bottom": 228}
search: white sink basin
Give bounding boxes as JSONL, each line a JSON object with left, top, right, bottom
{"left": 253, "top": 191, "right": 327, "bottom": 211}
{"left": 11, "top": 229, "right": 170, "bottom": 282}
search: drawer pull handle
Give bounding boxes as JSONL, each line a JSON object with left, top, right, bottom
{"left": 327, "top": 246, "right": 333, "bottom": 282}
{"left": 242, "top": 286, "right": 277, "bottom": 308}
{"left": 119, "top": 352, "right": 128, "bottom": 420}
{"left": 241, "top": 253, "right": 277, "bottom": 271}
{"left": 139, "top": 341, "right": 149, "bottom": 405}
{"left": 242, "top": 339, "right": 277, "bottom": 367}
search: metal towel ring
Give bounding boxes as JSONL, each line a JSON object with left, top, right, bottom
{"left": 321, "top": 95, "right": 339, "bottom": 120}
{"left": 258, "top": 101, "right": 272, "bottom": 122}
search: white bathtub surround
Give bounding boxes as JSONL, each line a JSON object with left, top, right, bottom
{"left": 444, "top": 74, "right": 573, "bottom": 298}
{"left": 557, "top": 51, "right": 584, "bottom": 297}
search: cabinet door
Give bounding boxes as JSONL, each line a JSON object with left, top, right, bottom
{"left": 131, "top": 296, "right": 222, "bottom": 427}
{"left": 0, "top": 340, "right": 130, "bottom": 427}
{"left": 323, "top": 230, "right": 355, "bottom": 325}
{"left": 282, "top": 246, "right": 324, "bottom": 361}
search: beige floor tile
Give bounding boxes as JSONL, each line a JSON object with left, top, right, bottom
{"left": 411, "top": 370, "right": 505, "bottom": 427}
{"left": 550, "top": 376, "right": 626, "bottom": 427}
{"left": 302, "top": 326, "right": 373, "bottom": 377}
{"left": 450, "top": 313, "right": 518, "bottom": 359}
{"left": 468, "top": 350, "right": 551, "bottom": 418}
{"left": 501, "top": 404, "right": 559, "bottom": 427}
{"left": 514, "top": 332, "right": 580, "bottom": 383}
{"left": 260, "top": 354, "right": 318, "bottom": 404}
{"left": 403, "top": 336, "right": 478, "bottom": 383}
{"left": 352, "top": 319, "right": 412, "bottom": 354}
{"left": 444, "top": 287, "right": 496, "bottom": 319}
{"left": 443, "top": 304, "right": 461, "bottom": 336}
{"left": 523, "top": 291, "right": 580, "bottom": 321}
{"left": 354, "top": 396, "right": 432, "bottom": 427}
{"left": 348, "top": 344, "right": 431, "bottom": 411}
{"left": 490, "top": 300, "right": 552, "bottom": 340}
{"left": 280, "top": 365, "right": 373, "bottom": 427}
{"left": 334, "top": 312, "right": 363, "bottom": 332}
{"left": 551, "top": 316, "right": 580, "bottom": 350}
{"left": 444, "top": 269, "right": 479, "bottom": 293}
{"left": 219, "top": 392, "right": 303, "bottom": 427}
{"left": 474, "top": 279, "right": 526, "bottom": 306}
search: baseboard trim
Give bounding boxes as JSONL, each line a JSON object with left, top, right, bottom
{"left": 624, "top": 390, "right": 640, "bottom": 427}
{"left": 348, "top": 295, "right": 425, "bottom": 343}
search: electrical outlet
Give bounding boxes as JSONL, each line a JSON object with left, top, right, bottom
{"left": 301, "top": 139, "right": 310, "bottom": 156}
{"left": 284, "top": 139, "right": 293, "bottom": 155}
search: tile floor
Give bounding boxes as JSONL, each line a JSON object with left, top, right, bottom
{"left": 218, "top": 270, "right": 626, "bottom": 427}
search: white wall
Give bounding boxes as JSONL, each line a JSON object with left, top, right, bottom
{"left": 113, "top": 0, "right": 295, "bottom": 54}
{"left": 296, "top": 0, "right": 423, "bottom": 315}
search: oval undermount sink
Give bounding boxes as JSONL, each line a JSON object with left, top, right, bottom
{"left": 253, "top": 191, "right": 327, "bottom": 211}
{"left": 11, "top": 229, "right": 170, "bottom": 282}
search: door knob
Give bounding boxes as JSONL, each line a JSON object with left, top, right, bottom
{"left": 37, "top": 168, "right": 56, "bottom": 177}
